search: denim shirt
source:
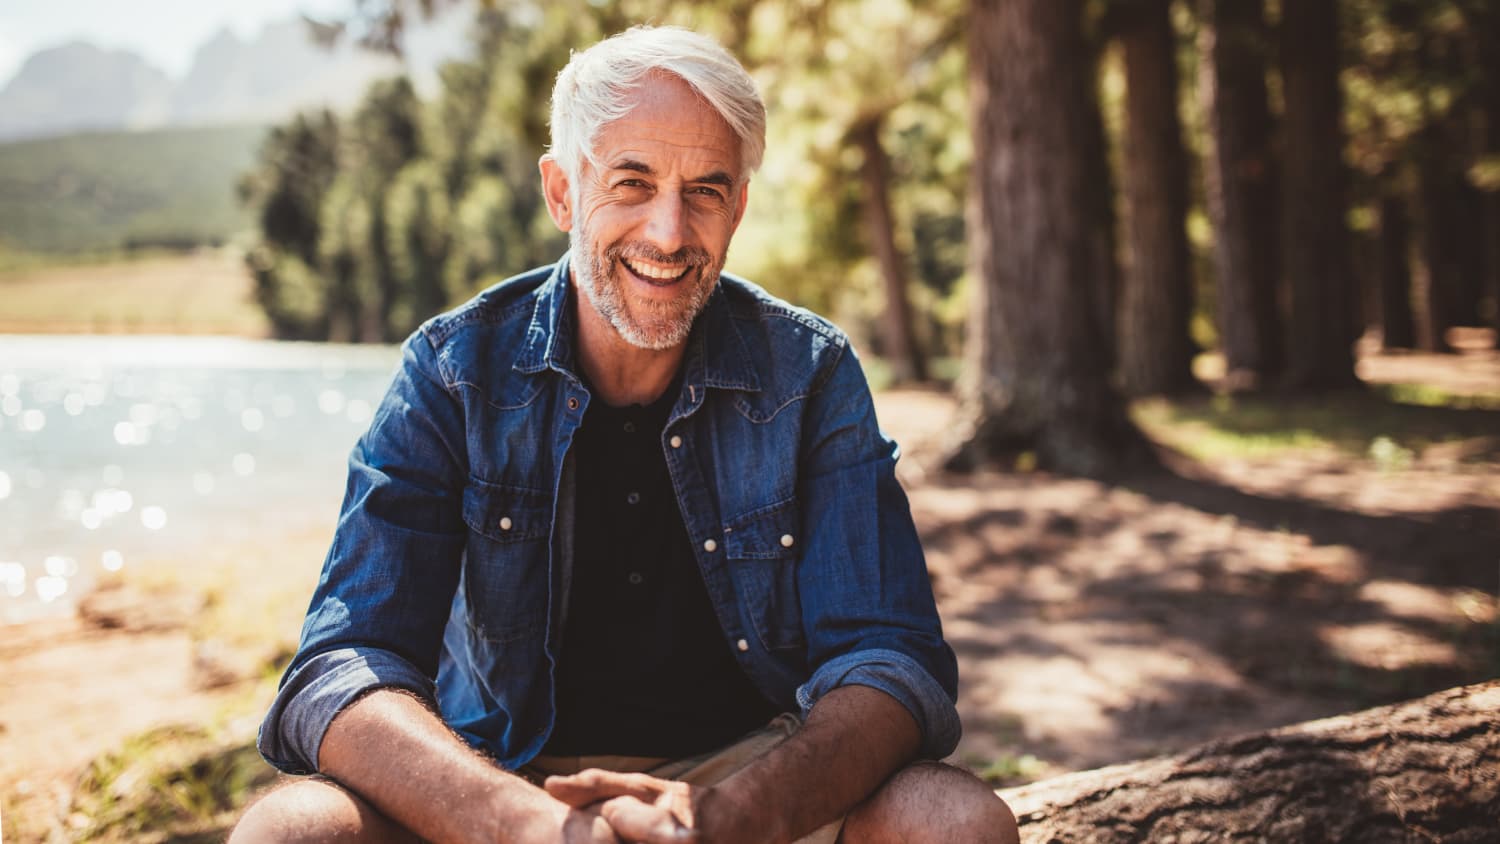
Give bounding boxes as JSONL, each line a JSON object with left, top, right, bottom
{"left": 257, "top": 255, "right": 961, "bottom": 775}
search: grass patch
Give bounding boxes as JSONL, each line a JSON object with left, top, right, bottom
{"left": 0, "top": 251, "right": 269, "bottom": 336}
{"left": 969, "top": 752, "right": 1049, "bottom": 788}
{"left": 66, "top": 723, "right": 279, "bottom": 843}
{"left": 1133, "top": 388, "right": 1500, "bottom": 462}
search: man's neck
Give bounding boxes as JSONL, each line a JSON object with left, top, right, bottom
{"left": 574, "top": 297, "right": 687, "bottom": 407}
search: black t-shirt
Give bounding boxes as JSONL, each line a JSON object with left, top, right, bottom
{"left": 542, "top": 378, "right": 781, "bottom": 757}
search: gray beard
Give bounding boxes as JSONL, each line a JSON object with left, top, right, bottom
{"left": 569, "top": 226, "right": 718, "bottom": 352}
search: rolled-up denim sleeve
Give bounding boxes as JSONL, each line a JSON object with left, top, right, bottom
{"left": 793, "top": 346, "right": 961, "bottom": 760}
{"left": 258, "top": 328, "right": 469, "bottom": 774}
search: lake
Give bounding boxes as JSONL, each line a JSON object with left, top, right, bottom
{"left": 0, "top": 334, "right": 402, "bottom": 624}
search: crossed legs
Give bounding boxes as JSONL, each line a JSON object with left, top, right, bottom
{"left": 230, "top": 761, "right": 1018, "bottom": 843}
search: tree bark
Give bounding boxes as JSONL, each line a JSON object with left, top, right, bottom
{"left": 1279, "top": 0, "right": 1359, "bottom": 390}
{"left": 852, "top": 115, "right": 927, "bottom": 384}
{"left": 1116, "top": 0, "right": 1197, "bottom": 397}
{"left": 954, "top": 0, "right": 1151, "bottom": 477}
{"left": 1081, "top": 14, "right": 1120, "bottom": 379}
{"left": 1198, "top": 0, "right": 1282, "bottom": 390}
{"left": 999, "top": 679, "right": 1500, "bottom": 843}
{"left": 1480, "top": 3, "right": 1500, "bottom": 349}
{"left": 1378, "top": 189, "right": 1416, "bottom": 350}
{"left": 1415, "top": 123, "right": 1461, "bottom": 354}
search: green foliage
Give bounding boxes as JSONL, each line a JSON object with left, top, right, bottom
{"left": 240, "top": 11, "right": 573, "bottom": 342}
{"left": 0, "top": 124, "right": 264, "bottom": 254}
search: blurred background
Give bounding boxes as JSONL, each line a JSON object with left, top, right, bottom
{"left": 1, "top": 1, "right": 1497, "bottom": 841}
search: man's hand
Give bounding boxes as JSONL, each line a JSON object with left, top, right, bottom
{"left": 542, "top": 797, "right": 628, "bottom": 844}
{"left": 547, "top": 769, "right": 764, "bottom": 844}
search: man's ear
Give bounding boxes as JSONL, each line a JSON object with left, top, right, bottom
{"left": 539, "top": 154, "right": 573, "bottom": 232}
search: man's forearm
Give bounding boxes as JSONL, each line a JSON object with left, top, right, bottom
{"left": 706, "top": 684, "right": 922, "bottom": 843}
{"left": 318, "top": 688, "right": 588, "bottom": 843}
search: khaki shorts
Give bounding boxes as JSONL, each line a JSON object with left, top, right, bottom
{"left": 522, "top": 713, "right": 843, "bottom": 844}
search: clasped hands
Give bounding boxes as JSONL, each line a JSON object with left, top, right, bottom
{"left": 545, "top": 768, "right": 769, "bottom": 844}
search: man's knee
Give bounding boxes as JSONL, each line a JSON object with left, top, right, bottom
{"left": 229, "top": 778, "right": 420, "bottom": 844}
{"left": 843, "top": 761, "right": 1020, "bottom": 844}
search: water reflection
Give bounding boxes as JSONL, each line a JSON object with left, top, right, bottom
{"left": 0, "top": 334, "right": 400, "bottom": 624}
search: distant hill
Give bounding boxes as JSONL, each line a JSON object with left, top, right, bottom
{"left": 0, "top": 124, "right": 267, "bottom": 254}
{"left": 0, "top": 43, "right": 174, "bottom": 140}
{"left": 0, "top": 19, "right": 408, "bottom": 142}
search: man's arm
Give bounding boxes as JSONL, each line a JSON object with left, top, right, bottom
{"left": 320, "top": 688, "right": 621, "bottom": 844}
{"left": 546, "top": 684, "right": 918, "bottom": 844}
{"left": 706, "top": 684, "right": 919, "bottom": 842}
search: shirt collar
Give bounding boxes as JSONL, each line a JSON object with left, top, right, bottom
{"left": 515, "top": 253, "right": 762, "bottom": 395}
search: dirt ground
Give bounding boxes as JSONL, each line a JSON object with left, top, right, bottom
{"left": 2, "top": 338, "right": 1498, "bottom": 838}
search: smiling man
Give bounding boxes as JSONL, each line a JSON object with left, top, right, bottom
{"left": 232, "top": 25, "right": 1018, "bottom": 844}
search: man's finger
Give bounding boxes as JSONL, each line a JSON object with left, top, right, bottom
{"left": 545, "top": 769, "right": 665, "bottom": 807}
{"left": 599, "top": 795, "right": 699, "bottom": 843}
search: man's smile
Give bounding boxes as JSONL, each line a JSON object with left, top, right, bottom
{"left": 620, "top": 256, "right": 693, "bottom": 286}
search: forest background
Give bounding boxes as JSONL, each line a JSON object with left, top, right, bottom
{"left": 2, "top": 0, "right": 1499, "bottom": 840}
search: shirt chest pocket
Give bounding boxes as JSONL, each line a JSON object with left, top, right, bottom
{"left": 461, "top": 479, "right": 551, "bottom": 644}
{"left": 725, "top": 498, "right": 806, "bottom": 653}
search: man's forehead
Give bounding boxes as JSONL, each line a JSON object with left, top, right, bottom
{"left": 587, "top": 79, "right": 742, "bottom": 176}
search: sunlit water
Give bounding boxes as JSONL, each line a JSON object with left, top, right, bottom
{"left": 0, "top": 335, "right": 402, "bottom": 624}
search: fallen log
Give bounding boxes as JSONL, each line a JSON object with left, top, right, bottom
{"left": 997, "top": 679, "right": 1500, "bottom": 842}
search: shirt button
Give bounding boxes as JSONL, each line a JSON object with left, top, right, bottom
{"left": 780, "top": 534, "right": 795, "bottom": 548}
{"left": 567, "top": 396, "right": 580, "bottom": 411}
{"left": 623, "top": 421, "right": 636, "bottom": 433}
{"left": 669, "top": 435, "right": 683, "bottom": 449}
{"left": 499, "top": 516, "right": 513, "bottom": 531}
{"left": 736, "top": 638, "right": 749, "bottom": 652}
{"left": 703, "top": 538, "right": 718, "bottom": 552}
{"left": 628, "top": 572, "right": 644, "bottom": 585}
{"left": 626, "top": 491, "right": 641, "bottom": 505}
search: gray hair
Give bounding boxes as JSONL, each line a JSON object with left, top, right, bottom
{"left": 548, "top": 25, "right": 766, "bottom": 183}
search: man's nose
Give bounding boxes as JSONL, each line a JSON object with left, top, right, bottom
{"left": 642, "top": 191, "right": 687, "bottom": 255}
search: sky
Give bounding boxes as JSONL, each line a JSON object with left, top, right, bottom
{"left": 0, "top": 0, "right": 366, "bottom": 85}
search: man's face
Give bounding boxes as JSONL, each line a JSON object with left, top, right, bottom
{"left": 553, "top": 74, "right": 747, "bottom": 351}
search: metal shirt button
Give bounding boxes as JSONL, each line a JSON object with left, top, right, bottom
{"left": 669, "top": 435, "right": 683, "bottom": 448}
{"left": 780, "top": 534, "right": 795, "bottom": 548}
{"left": 703, "top": 538, "right": 718, "bottom": 552}
{"left": 499, "top": 516, "right": 513, "bottom": 531}
{"left": 736, "top": 638, "right": 749, "bottom": 652}
{"left": 567, "top": 397, "right": 580, "bottom": 410}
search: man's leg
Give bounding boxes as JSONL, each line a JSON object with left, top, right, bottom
{"left": 839, "top": 761, "right": 1020, "bottom": 844}
{"left": 228, "top": 778, "right": 423, "bottom": 844}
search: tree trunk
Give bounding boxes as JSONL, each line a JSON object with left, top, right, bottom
{"left": 852, "top": 116, "right": 927, "bottom": 384}
{"left": 1378, "top": 190, "right": 1416, "bottom": 350}
{"left": 1116, "top": 0, "right": 1197, "bottom": 397}
{"left": 1279, "top": 0, "right": 1359, "bottom": 390}
{"left": 1480, "top": 3, "right": 1500, "bottom": 349}
{"left": 953, "top": 0, "right": 1151, "bottom": 477}
{"left": 1081, "top": 16, "right": 1120, "bottom": 379}
{"left": 1415, "top": 124, "right": 1460, "bottom": 354}
{"left": 1000, "top": 679, "right": 1500, "bottom": 842}
{"left": 1198, "top": 0, "right": 1282, "bottom": 390}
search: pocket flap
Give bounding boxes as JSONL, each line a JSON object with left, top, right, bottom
{"left": 462, "top": 479, "right": 552, "bottom": 542}
{"left": 723, "top": 497, "right": 800, "bottom": 560}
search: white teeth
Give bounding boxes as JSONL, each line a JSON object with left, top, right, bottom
{"left": 623, "top": 258, "right": 686, "bottom": 280}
